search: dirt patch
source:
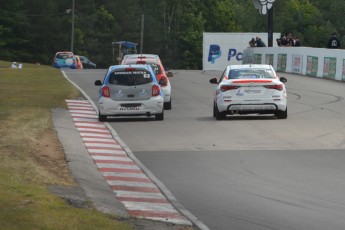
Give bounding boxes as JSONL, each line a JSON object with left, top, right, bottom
{"left": 31, "top": 130, "right": 74, "bottom": 184}
{"left": 33, "top": 129, "right": 198, "bottom": 230}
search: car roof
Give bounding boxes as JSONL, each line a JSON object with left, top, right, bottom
{"left": 123, "top": 54, "right": 161, "bottom": 62}
{"left": 123, "top": 57, "right": 160, "bottom": 64}
{"left": 56, "top": 51, "right": 73, "bottom": 54}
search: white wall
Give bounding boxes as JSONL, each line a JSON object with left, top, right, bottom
{"left": 242, "top": 47, "right": 345, "bottom": 81}
{"left": 203, "top": 32, "right": 281, "bottom": 71}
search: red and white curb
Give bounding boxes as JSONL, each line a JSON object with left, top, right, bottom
{"left": 65, "top": 99, "right": 192, "bottom": 225}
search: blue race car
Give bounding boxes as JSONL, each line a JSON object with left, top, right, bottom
{"left": 53, "top": 51, "right": 77, "bottom": 69}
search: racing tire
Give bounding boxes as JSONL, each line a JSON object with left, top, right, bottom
{"left": 215, "top": 104, "right": 226, "bottom": 120}
{"left": 164, "top": 99, "right": 172, "bottom": 110}
{"left": 155, "top": 110, "right": 164, "bottom": 120}
{"left": 275, "top": 108, "right": 287, "bottom": 119}
{"left": 99, "top": 112, "right": 107, "bottom": 122}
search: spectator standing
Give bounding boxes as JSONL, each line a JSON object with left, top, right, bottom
{"left": 293, "top": 36, "right": 301, "bottom": 46}
{"left": 286, "top": 33, "right": 295, "bottom": 46}
{"left": 277, "top": 35, "right": 288, "bottom": 47}
{"left": 249, "top": 38, "right": 256, "bottom": 47}
{"left": 11, "top": 62, "right": 17, "bottom": 68}
{"left": 255, "top": 37, "right": 266, "bottom": 47}
{"left": 327, "top": 32, "right": 341, "bottom": 49}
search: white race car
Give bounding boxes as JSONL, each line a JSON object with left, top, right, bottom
{"left": 94, "top": 65, "right": 164, "bottom": 121}
{"left": 121, "top": 54, "right": 173, "bottom": 110}
{"left": 210, "top": 64, "right": 287, "bottom": 120}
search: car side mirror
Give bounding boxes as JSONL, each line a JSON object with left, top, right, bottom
{"left": 209, "top": 78, "right": 218, "bottom": 84}
{"left": 279, "top": 77, "right": 287, "bottom": 83}
{"left": 167, "top": 72, "right": 173, "bottom": 78}
{"left": 95, "top": 80, "right": 102, "bottom": 86}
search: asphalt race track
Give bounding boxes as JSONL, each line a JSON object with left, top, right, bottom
{"left": 64, "top": 69, "right": 345, "bottom": 230}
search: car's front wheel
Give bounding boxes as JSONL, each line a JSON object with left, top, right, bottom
{"left": 275, "top": 108, "right": 287, "bottom": 119}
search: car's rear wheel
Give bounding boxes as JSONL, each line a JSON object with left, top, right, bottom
{"left": 99, "top": 112, "right": 107, "bottom": 122}
{"left": 275, "top": 108, "right": 287, "bottom": 119}
{"left": 164, "top": 99, "right": 172, "bottom": 110}
{"left": 213, "top": 102, "right": 216, "bottom": 118}
{"left": 155, "top": 110, "right": 164, "bottom": 120}
{"left": 215, "top": 104, "right": 226, "bottom": 120}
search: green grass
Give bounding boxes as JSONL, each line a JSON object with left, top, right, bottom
{"left": 0, "top": 61, "right": 133, "bottom": 230}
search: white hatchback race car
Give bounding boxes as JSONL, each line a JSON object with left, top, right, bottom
{"left": 210, "top": 64, "right": 287, "bottom": 120}
{"left": 94, "top": 65, "right": 164, "bottom": 121}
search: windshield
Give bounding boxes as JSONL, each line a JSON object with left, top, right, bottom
{"left": 229, "top": 68, "right": 275, "bottom": 79}
{"left": 147, "top": 63, "right": 161, "bottom": 75}
{"left": 108, "top": 69, "right": 153, "bottom": 86}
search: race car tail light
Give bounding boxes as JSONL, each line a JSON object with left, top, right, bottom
{"left": 136, "top": 61, "right": 146, "bottom": 64}
{"left": 264, "top": 84, "right": 284, "bottom": 91}
{"left": 125, "top": 68, "right": 136, "bottom": 71}
{"left": 220, "top": 85, "right": 239, "bottom": 92}
{"left": 152, "top": 85, "right": 160, "bottom": 96}
{"left": 101, "top": 86, "right": 110, "bottom": 97}
{"left": 159, "top": 76, "right": 168, "bottom": 87}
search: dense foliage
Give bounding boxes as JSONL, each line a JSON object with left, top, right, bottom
{"left": 1, "top": 0, "right": 344, "bottom": 69}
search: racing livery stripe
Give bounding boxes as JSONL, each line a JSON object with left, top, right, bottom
{"left": 71, "top": 114, "right": 98, "bottom": 118}
{"left": 87, "top": 146, "right": 123, "bottom": 151}
{"left": 80, "top": 133, "right": 113, "bottom": 138}
{"left": 65, "top": 100, "right": 192, "bottom": 226}
{"left": 105, "top": 176, "right": 151, "bottom": 182}
{"left": 84, "top": 142, "right": 120, "bottom": 147}
{"left": 68, "top": 106, "right": 94, "bottom": 111}
{"left": 94, "top": 160, "right": 136, "bottom": 165}
{"left": 69, "top": 110, "right": 97, "bottom": 115}
{"left": 117, "top": 196, "right": 169, "bottom": 204}
{"left": 99, "top": 167, "right": 143, "bottom": 174}
{"left": 110, "top": 185, "right": 161, "bottom": 193}
{"left": 90, "top": 153, "right": 128, "bottom": 157}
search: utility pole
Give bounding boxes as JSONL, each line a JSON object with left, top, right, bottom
{"left": 140, "top": 14, "right": 144, "bottom": 54}
{"left": 71, "top": 0, "right": 75, "bottom": 52}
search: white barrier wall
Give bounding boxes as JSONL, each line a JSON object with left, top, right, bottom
{"left": 242, "top": 47, "right": 345, "bottom": 81}
{"left": 203, "top": 32, "right": 280, "bottom": 71}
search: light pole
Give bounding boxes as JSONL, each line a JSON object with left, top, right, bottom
{"left": 112, "top": 42, "right": 116, "bottom": 64}
{"left": 253, "top": 0, "right": 276, "bottom": 47}
{"left": 140, "top": 14, "right": 144, "bottom": 54}
{"left": 71, "top": 0, "right": 75, "bottom": 53}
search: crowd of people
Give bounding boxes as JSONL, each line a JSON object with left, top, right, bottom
{"left": 248, "top": 33, "right": 301, "bottom": 48}
{"left": 250, "top": 32, "right": 342, "bottom": 49}
{"left": 249, "top": 37, "right": 267, "bottom": 47}
{"left": 276, "top": 33, "right": 301, "bottom": 47}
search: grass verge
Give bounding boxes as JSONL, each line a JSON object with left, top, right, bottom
{"left": 0, "top": 61, "right": 133, "bottom": 230}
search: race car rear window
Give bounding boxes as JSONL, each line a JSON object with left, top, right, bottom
{"left": 56, "top": 53, "right": 73, "bottom": 59}
{"left": 229, "top": 69, "right": 275, "bottom": 79}
{"left": 108, "top": 69, "right": 153, "bottom": 86}
{"left": 125, "top": 60, "right": 162, "bottom": 75}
